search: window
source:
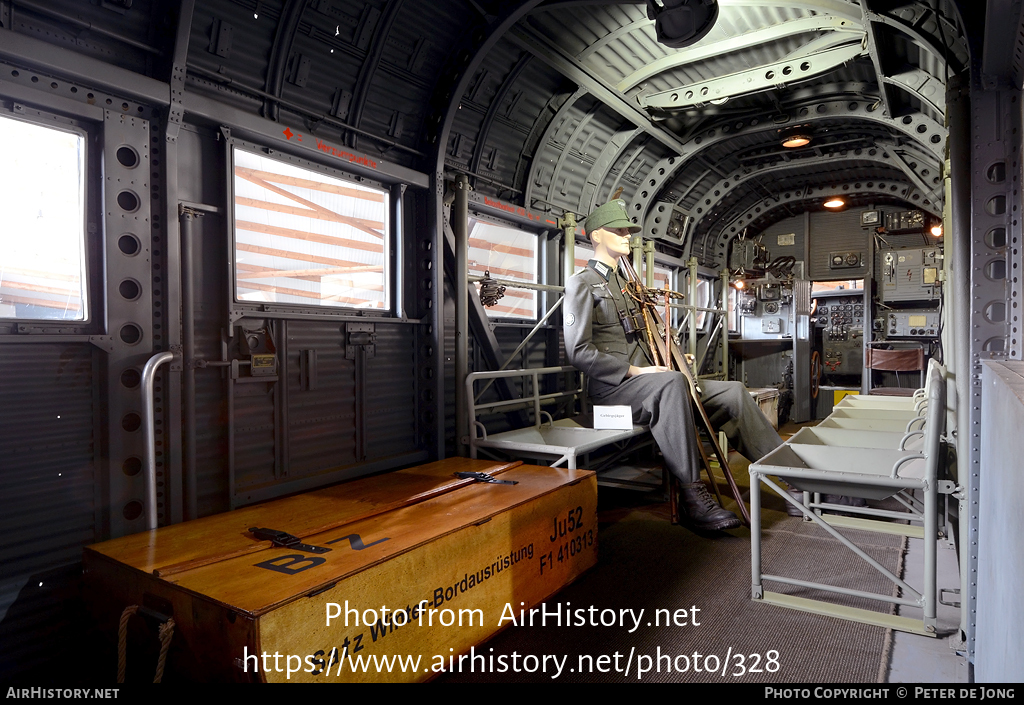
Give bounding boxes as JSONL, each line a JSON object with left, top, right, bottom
{"left": 812, "top": 279, "right": 864, "bottom": 294}
{"left": 682, "top": 275, "right": 714, "bottom": 331}
{"left": 232, "top": 148, "right": 390, "bottom": 310}
{"left": 652, "top": 264, "right": 672, "bottom": 293}
{"left": 574, "top": 242, "right": 594, "bottom": 273}
{"left": 0, "top": 115, "right": 87, "bottom": 321}
{"left": 468, "top": 218, "right": 538, "bottom": 320}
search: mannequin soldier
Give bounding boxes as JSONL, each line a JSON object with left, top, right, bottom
{"left": 563, "top": 199, "right": 784, "bottom": 531}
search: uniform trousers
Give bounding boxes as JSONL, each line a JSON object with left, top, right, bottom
{"left": 589, "top": 372, "right": 783, "bottom": 484}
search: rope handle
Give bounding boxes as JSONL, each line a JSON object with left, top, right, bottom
{"left": 117, "top": 604, "right": 176, "bottom": 684}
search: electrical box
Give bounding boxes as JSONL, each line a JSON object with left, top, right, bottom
{"left": 730, "top": 239, "right": 769, "bottom": 273}
{"left": 879, "top": 247, "right": 941, "bottom": 302}
{"left": 884, "top": 209, "right": 927, "bottom": 234}
{"left": 885, "top": 310, "right": 940, "bottom": 338}
{"left": 736, "top": 278, "right": 794, "bottom": 340}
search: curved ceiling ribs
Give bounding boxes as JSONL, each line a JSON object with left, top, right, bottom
{"left": 513, "top": 88, "right": 584, "bottom": 202}
{"left": 207, "top": 0, "right": 970, "bottom": 267}
{"left": 631, "top": 95, "right": 947, "bottom": 243}
{"left": 687, "top": 145, "right": 941, "bottom": 232}
{"left": 263, "top": 0, "right": 306, "bottom": 121}
{"left": 579, "top": 127, "right": 643, "bottom": 213}
{"left": 542, "top": 104, "right": 603, "bottom": 209}
{"left": 469, "top": 53, "right": 533, "bottom": 176}
{"left": 347, "top": 0, "right": 405, "bottom": 150}
{"left": 859, "top": 1, "right": 967, "bottom": 122}
{"left": 434, "top": 0, "right": 965, "bottom": 265}
{"left": 698, "top": 176, "right": 937, "bottom": 260}
{"left": 523, "top": 87, "right": 589, "bottom": 210}
{"left": 616, "top": 15, "right": 862, "bottom": 91}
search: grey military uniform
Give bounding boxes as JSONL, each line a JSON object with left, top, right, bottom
{"left": 564, "top": 259, "right": 782, "bottom": 484}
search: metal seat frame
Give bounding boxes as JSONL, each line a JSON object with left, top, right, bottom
{"left": 466, "top": 365, "right": 652, "bottom": 471}
{"left": 749, "top": 367, "right": 952, "bottom": 636}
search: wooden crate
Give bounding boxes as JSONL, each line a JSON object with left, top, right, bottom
{"left": 748, "top": 387, "right": 780, "bottom": 429}
{"left": 83, "top": 458, "right": 597, "bottom": 683}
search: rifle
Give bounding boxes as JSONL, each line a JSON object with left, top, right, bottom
{"left": 618, "top": 256, "right": 751, "bottom": 526}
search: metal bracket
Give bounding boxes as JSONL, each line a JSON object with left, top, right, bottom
{"left": 169, "top": 344, "right": 184, "bottom": 372}
{"left": 14, "top": 323, "right": 74, "bottom": 335}
{"left": 299, "top": 349, "right": 318, "bottom": 390}
{"left": 939, "top": 588, "right": 961, "bottom": 608}
{"left": 88, "top": 335, "right": 117, "bottom": 353}
{"left": 455, "top": 471, "right": 518, "bottom": 485}
{"left": 346, "top": 322, "right": 376, "bottom": 359}
{"left": 641, "top": 42, "right": 867, "bottom": 111}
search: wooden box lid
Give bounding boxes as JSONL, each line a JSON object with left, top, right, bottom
{"left": 85, "top": 459, "right": 594, "bottom": 617}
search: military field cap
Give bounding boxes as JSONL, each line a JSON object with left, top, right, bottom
{"left": 585, "top": 199, "right": 641, "bottom": 233}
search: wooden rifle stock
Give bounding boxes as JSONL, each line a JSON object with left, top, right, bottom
{"left": 618, "top": 257, "right": 751, "bottom": 526}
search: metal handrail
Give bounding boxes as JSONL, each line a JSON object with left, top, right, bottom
{"left": 142, "top": 351, "right": 175, "bottom": 531}
{"left": 474, "top": 297, "right": 565, "bottom": 402}
{"left": 466, "top": 365, "right": 582, "bottom": 436}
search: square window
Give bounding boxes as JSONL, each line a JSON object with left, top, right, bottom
{"left": 652, "top": 263, "right": 672, "bottom": 293}
{"left": 574, "top": 242, "right": 595, "bottom": 274}
{"left": 0, "top": 115, "right": 87, "bottom": 321}
{"left": 232, "top": 148, "right": 390, "bottom": 310}
{"left": 468, "top": 218, "right": 538, "bottom": 320}
{"left": 693, "top": 277, "right": 713, "bottom": 330}
{"left": 812, "top": 279, "right": 864, "bottom": 294}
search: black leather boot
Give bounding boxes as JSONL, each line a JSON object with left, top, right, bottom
{"left": 678, "top": 482, "right": 741, "bottom": 531}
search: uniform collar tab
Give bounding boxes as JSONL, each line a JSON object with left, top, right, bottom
{"left": 588, "top": 259, "right": 613, "bottom": 281}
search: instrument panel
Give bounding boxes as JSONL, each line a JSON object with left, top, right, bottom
{"left": 814, "top": 291, "right": 864, "bottom": 375}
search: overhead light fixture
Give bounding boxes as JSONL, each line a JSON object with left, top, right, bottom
{"left": 930, "top": 224, "right": 943, "bottom": 237}
{"left": 732, "top": 279, "right": 746, "bottom": 290}
{"left": 824, "top": 197, "right": 846, "bottom": 209}
{"left": 647, "top": 0, "right": 720, "bottom": 49}
{"left": 780, "top": 125, "right": 813, "bottom": 149}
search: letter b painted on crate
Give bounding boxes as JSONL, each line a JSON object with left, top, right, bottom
{"left": 254, "top": 554, "right": 327, "bottom": 575}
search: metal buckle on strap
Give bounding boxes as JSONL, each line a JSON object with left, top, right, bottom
{"left": 249, "top": 527, "right": 331, "bottom": 554}
{"left": 455, "top": 471, "right": 518, "bottom": 485}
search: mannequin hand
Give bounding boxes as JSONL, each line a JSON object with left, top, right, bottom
{"left": 628, "top": 365, "right": 669, "bottom": 377}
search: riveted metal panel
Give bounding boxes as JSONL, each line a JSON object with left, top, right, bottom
{"left": 977, "top": 361, "right": 1024, "bottom": 681}
{"left": 7, "top": 0, "right": 173, "bottom": 76}
{"left": 443, "top": 278, "right": 457, "bottom": 457}
{"left": 231, "top": 363, "right": 279, "bottom": 496}
{"left": 102, "top": 110, "right": 158, "bottom": 538}
{"left": 964, "top": 85, "right": 1019, "bottom": 658}
{"left": 278, "top": 18, "right": 366, "bottom": 121}
{"left": 195, "top": 328, "right": 230, "bottom": 518}
{"left": 227, "top": 317, "right": 424, "bottom": 503}
{"left": 188, "top": 1, "right": 277, "bottom": 97}
{"left": 807, "top": 208, "right": 871, "bottom": 280}
{"left": 355, "top": 13, "right": 454, "bottom": 149}
{"left": 363, "top": 323, "right": 419, "bottom": 459}
{"left": 0, "top": 342, "right": 98, "bottom": 679}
